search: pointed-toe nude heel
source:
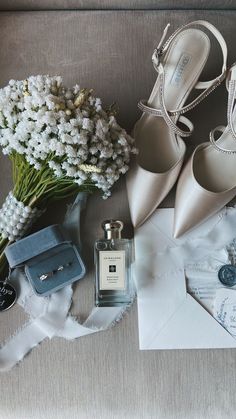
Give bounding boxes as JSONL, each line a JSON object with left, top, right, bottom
{"left": 174, "top": 65, "right": 236, "bottom": 239}
{"left": 126, "top": 20, "right": 227, "bottom": 228}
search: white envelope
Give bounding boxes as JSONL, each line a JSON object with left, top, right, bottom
{"left": 134, "top": 208, "right": 236, "bottom": 349}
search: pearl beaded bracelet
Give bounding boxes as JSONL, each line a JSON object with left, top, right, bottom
{"left": 0, "top": 192, "right": 40, "bottom": 242}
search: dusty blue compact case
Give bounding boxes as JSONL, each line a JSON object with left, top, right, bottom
{"left": 5, "top": 224, "right": 86, "bottom": 296}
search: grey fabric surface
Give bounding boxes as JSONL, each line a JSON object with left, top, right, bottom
{"left": 0, "top": 8, "right": 236, "bottom": 419}
{"left": 0, "top": 10, "right": 233, "bottom": 134}
{"left": 0, "top": 0, "right": 235, "bottom": 10}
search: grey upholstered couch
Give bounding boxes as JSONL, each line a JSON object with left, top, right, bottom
{"left": 1, "top": 2, "right": 236, "bottom": 419}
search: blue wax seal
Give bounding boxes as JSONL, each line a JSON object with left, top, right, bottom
{"left": 218, "top": 264, "right": 236, "bottom": 287}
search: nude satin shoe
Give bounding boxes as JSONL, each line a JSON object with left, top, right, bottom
{"left": 174, "top": 64, "right": 236, "bottom": 238}
{"left": 126, "top": 20, "right": 227, "bottom": 228}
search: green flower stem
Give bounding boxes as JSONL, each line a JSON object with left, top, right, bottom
{"left": 0, "top": 237, "right": 7, "bottom": 247}
{"left": 0, "top": 153, "right": 99, "bottom": 278}
{"left": 0, "top": 254, "right": 7, "bottom": 276}
{"left": 0, "top": 238, "right": 8, "bottom": 276}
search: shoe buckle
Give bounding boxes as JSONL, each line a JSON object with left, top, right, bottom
{"left": 152, "top": 23, "right": 170, "bottom": 68}
{"left": 152, "top": 48, "right": 163, "bottom": 67}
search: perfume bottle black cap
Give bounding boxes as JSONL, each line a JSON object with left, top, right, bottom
{"left": 102, "top": 220, "right": 124, "bottom": 240}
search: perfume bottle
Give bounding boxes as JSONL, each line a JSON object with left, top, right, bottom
{"left": 94, "top": 220, "right": 133, "bottom": 307}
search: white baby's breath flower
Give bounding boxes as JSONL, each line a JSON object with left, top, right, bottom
{"left": 0, "top": 74, "right": 137, "bottom": 198}
{"left": 34, "top": 162, "right": 42, "bottom": 170}
{"left": 82, "top": 118, "right": 94, "bottom": 132}
{"left": 66, "top": 167, "right": 77, "bottom": 177}
{"left": 95, "top": 98, "right": 102, "bottom": 111}
{"left": 74, "top": 178, "right": 84, "bottom": 186}
{"left": 65, "top": 145, "right": 77, "bottom": 157}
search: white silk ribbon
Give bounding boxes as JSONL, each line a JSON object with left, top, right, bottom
{"left": 0, "top": 194, "right": 135, "bottom": 372}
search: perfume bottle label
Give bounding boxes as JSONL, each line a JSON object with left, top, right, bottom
{"left": 99, "top": 250, "right": 126, "bottom": 290}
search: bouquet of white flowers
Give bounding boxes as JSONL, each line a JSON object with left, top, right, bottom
{"left": 0, "top": 75, "right": 137, "bottom": 274}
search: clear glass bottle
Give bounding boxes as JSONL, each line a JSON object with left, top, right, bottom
{"left": 94, "top": 220, "right": 133, "bottom": 307}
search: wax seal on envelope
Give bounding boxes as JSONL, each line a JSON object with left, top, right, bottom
{"left": 218, "top": 264, "right": 236, "bottom": 287}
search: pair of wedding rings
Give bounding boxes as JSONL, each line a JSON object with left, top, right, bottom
{"left": 39, "top": 262, "right": 72, "bottom": 281}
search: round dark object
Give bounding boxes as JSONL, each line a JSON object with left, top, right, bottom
{"left": 218, "top": 265, "right": 236, "bottom": 287}
{"left": 0, "top": 281, "right": 17, "bottom": 311}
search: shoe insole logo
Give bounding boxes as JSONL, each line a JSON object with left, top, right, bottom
{"left": 171, "top": 53, "right": 192, "bottom": 87}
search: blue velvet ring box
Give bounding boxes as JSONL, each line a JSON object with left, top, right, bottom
{"left": 5, "top": 224, "right": 86, "bottom": 296}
